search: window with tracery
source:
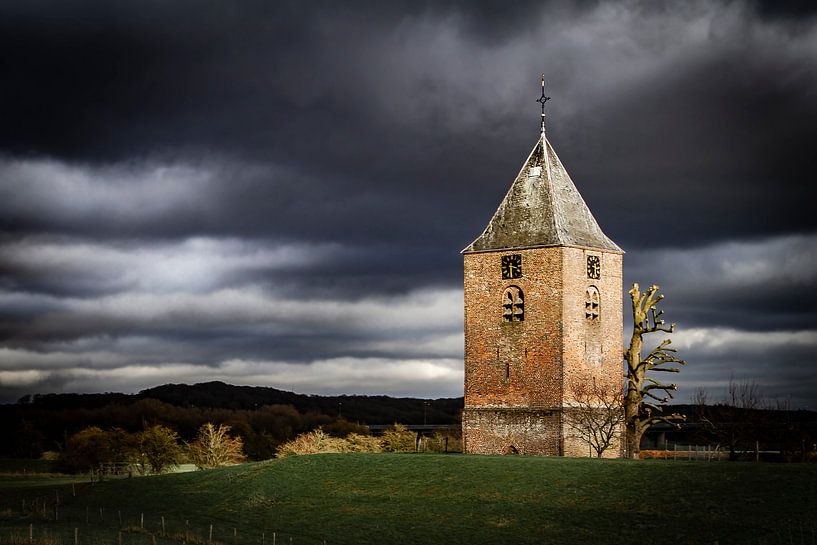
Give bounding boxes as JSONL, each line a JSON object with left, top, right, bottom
{"left": 585, "top": 286, "right": 600, "bottom": 321}
{"left": 503, "top": 286, "right": 524, "bottom": 322}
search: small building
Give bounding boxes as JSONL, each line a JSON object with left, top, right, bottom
{"left": 461, "top": 80, "right": 624, "bottom": 456}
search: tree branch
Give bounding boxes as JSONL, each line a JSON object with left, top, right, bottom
{"left": 624, "top": 282, "right": 687, "bottom": 459}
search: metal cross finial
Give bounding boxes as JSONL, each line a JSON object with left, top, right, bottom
{"left": 536, "top": 73, "right": 550, "bottom": 132}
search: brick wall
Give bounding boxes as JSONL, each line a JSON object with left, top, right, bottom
{"left": 463, "top": 246, "right": 623, "bottom": 456}
{"left": 462, "top": 408, "right": 561, "bottom": 455}
{"left": 562, "top": 248, "right": 623, "bottom": 400}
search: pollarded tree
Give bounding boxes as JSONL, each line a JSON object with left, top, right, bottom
{"left": 188, "top": 423, "right": 246, "bottom": 469}
{"left": 624, "top": 283, "right": 686, "bottom": 459}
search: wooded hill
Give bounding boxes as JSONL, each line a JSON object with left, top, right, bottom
{"left": 1, "top": 381, "right": 463, "bottom": 459}
{"left": 13, "top": 381, "right": 463, "bottom": 423}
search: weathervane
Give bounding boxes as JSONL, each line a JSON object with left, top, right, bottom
{"left": 536, "top": 73, "right": 550, "bottom": 134}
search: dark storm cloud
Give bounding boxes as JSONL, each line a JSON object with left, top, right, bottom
{"left": 1, "top": 0, "right": 816, "bottom": 405}
{"left": 625, "top": 234, "right": 817, "bottom": 331}
{"left": 621, "top": 233, "right": 817, "bottom": 407}
{"left": 566, "top": 49, "right": 817, "bottom": 248}
{"left": 3, "top": 0, "right": 814, "bottom": 249}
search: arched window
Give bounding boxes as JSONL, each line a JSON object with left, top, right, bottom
{"left": 585, "top": 286, "right": 600, "bottom": 321}
{"left": 503, "top": 286, "right": 524, "bottom": 322}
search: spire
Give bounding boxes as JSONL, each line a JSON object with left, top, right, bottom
{"left": 462, "top": 76, "right": 622, "bottom": 255}
{"left": 536, "top": 73, "right": 550, "bottom": 137}
{"left": 536, "top": 74, "right": 553, "bottom": 187}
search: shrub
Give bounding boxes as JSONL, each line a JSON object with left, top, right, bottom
{"left": 276, "top": 428, "right": 351, "bottom": 458}
{"left": 276, "top": 429, "right": 385, "bottom": 457}
{"left": 132, "top": 425, "right": 182, "bottom": 474}
{"left": 188, "top": 423, "right": 247, "bottom": 469}
{"left": 381, "top": 424, "right": 416, "bottom": 452}
{"left": 344, "top": 433, "right": 383, "bottom": 453}
{"left": 58, "top": 426, "right": 117, "bottom": 473}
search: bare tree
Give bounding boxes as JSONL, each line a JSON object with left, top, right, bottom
{"left": 726, "top": 378, "right": 762, "bottom": 411}
{"left": 698, "top": 377, "right": 765, "bottom": 461}
{"left": 188, "top": 423, "right": 246, "bottom": 469}
{"left": 691, "top": 387, "right": 709, "bottom": 408}
{"left": 564, "top": 376, "right": 625, "bottom": 458}
{"left": 624, "top": 283, "right": 686, "bottom": 459}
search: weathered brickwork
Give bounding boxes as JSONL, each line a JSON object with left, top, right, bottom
{"left": 463, "top": 247, "right": 622, "bottom": 456}
{"left": 462, "top": 408, "right": 561, "bottom": 455}
{"left": 464, "top": 248, "right": 564, "bottom": 410}
{"left": 561, "top": 248, "right": 623, "bottom": 406}
{"left": 461, "top": 131, "right": 624, "bottom": 457}
{"left": 562, "top": 408, "right": 624, "bottom": 458}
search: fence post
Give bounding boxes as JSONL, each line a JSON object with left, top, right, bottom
{"left": 141, "top": 513, "right": 144, "bottom": 529}
{"left": 209, "top": 524, "right": 213, "bottom": 544}
{"left": 74, "top": 527, "right": 78, "bottom": 545}
{"left": 29, "top": 523, "right": 32, "bottom": 542}
{"left": 162, "top": 516, "right": 165, "bottom": 535}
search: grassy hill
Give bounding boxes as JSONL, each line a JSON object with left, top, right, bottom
{"left": 1, "top": 454, "right": 816, "bottom": 545}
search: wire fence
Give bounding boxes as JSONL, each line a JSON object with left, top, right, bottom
{"left": 1, "top": 496, "right": 328, "bottom": 545}
{"left": 640, "top": 444, "right": 728, "bottom": 461}
{"left": 640, "top": 442, "right": 789, "bottom": 461}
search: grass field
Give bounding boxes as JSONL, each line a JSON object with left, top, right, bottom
{"left": 1, "top": 454, "right": 816, "bottom": 545}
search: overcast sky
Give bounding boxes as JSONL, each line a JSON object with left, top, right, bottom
{"left": 1, "top": 0, "right": 815, "bottom": 408}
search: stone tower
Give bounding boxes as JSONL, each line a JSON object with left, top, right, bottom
{"left": 461, "top": 82, "right": 624, "bottom": 456}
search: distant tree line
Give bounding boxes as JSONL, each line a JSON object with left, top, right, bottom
{"left": 8, "top": 381, "right": 811, "bottom": 464}
{"left": 60, "top": 424, "right": 182, "bottom": 474}
{"left": 58, "top": 422, "right": 247, "bottom": 474}
{"left": 13, "top": 381, "right": 463, "bottom": 423}
{"left": 1, "top": 382, "right": 463, "bottom": 461}
{"left": 641, "top": 400, "right": 817, "bottom": 462}
{"left": 690, "top": 380, "right": 817, "bottom": 462}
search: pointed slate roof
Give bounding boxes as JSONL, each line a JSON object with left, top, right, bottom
{"left": 463, "top": 134, "right": 622, "bottom": 254}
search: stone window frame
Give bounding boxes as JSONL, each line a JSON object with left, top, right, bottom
{"left": 585, "top": 285, "right": 600, "bottom": 321}
{"left": 502, "top": 286, "right": 524, "bottom": 322}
